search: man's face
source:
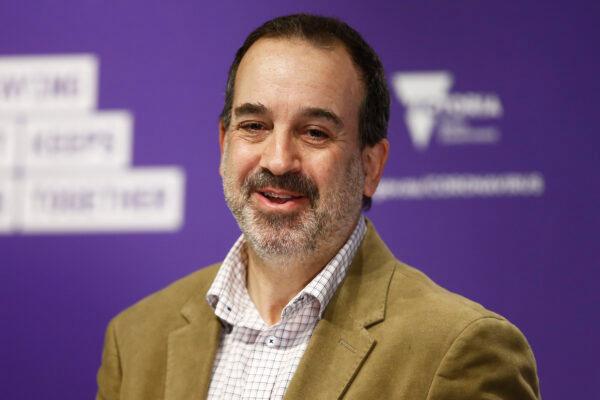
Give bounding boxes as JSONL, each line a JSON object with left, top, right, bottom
{"left": 220, "top": 38, "right": 378, "bottom": 259}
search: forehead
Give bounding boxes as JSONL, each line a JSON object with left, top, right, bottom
{"left": 233, "top": 37, "right": 364, "bottom": 124}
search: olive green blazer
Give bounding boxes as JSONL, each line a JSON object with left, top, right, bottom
{"left": 97, "top": 222, "right": 540, "bottom": 399}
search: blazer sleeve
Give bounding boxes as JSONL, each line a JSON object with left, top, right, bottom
{"left": 426, "top": 317, "right": 541, "bottom": 400}
{"left": 96, "top": 318, "right": 122, "bottom": 400}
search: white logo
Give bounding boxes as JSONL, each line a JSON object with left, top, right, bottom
{"left": 392, "top": 71, "right": 503, "bottom": 150}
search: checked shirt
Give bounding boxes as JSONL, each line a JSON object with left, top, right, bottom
{"left": 205, "top": 217, "right": 366, "bottom": 400}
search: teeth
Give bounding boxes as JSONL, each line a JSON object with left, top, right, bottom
{"left": 263, "top": 192, "right": 293, "bottom": 199}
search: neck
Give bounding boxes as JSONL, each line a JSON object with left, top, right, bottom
{"left": 245, "top": 220, "right": 358, "bottom": 326}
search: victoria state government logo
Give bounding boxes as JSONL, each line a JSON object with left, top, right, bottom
{"left": 371, "top": 70, "right": 546, "bottom": 202}
{"left": 392, "top": 71, "right": 503, "bottom": 150}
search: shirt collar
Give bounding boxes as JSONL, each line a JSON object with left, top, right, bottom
{"left": 206, "top": 217, "right": 366, "bottom": 325}
{"left": 291, "top": 217, "right": 366, "bottom": 318}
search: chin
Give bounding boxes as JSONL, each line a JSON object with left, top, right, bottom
{"left": 241, "top": 209, "right": 321, "bottom": 257}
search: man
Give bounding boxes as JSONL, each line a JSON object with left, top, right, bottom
{"left": 97, "top": 14, "right": 540, "bottom": 400}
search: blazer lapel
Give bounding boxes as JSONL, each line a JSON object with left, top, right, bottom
{"left": 283, "top": 317, "right": 375, "bottom": 400}
{"left": 284, "top": 221, "right": 397, "bottom": 400}
{"left": 164, "top": 272, "right": 222, "bottom": 400}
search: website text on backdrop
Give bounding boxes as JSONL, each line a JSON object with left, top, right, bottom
{"left": 96, "top": 14, "right": 540, "bottom": 400}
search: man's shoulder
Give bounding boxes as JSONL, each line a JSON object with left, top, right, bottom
{"left": 110, "top": 263, "right": 221, "bottom": 333}
{"left": 361, "top": 220, "right": 505, "bottom": 328}
{"left": 381, "top": 261, "right": 539, "bottom": 397}
{"left": 379, "top": 258, "right": 525, "bottom": 356}
{"left": 389, "top": 260, "right": 500, "bottom": 322}
{"left": 360, "top": 220, "right": 499, "bottom": 325}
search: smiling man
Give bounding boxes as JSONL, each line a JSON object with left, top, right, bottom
{"left": 97, "top": 14, "right": 540, "bottom": 400}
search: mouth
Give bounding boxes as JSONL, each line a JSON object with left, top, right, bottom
{"left": 260, "top": 190, "right": 302, "bottom": 203}
{"left": 254, "top": 187, "right": 309, "bottom": 210}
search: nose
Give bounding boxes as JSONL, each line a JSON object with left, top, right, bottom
{"left": 259, "top": 129, "right": 301, "bottom": 175}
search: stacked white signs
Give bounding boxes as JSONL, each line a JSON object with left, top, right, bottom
{"left": 0, "top": 55, "right": 185, "bottom": 234}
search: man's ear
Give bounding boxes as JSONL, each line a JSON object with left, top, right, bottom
{"left": 218, "top": 120, "right": 227, "bottom": 177}
{"left": 219, "top": 120, "right": 227, "bottom": 155}
{"left": 361, "top": 138, "right": 389, "bottom": 199}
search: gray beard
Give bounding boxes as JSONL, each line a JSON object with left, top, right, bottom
{"left": 222, "top": 155, "right": 364, "bottom": 261}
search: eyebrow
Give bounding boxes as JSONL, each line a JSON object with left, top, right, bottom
{"left": 233, "top": 102, "right": 267, "bottom": 118}
{"left": 300, "top": 107, "right": 343, "bottom": 129}
{"left": 233, "top": 103, "right": 344, "bottom": 129}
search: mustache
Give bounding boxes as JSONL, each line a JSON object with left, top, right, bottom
{"left": 243, "top": 168, "right": 319, "bottom": 206}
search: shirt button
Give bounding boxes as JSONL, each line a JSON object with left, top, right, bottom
{"left": 265, "top": 335, "right": 278, "bottom": 347}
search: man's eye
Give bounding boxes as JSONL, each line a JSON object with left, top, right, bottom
{"left": 240, "top": 122, "right": 265, "bottom": 132}
{"left": 305, "top": 128, "right": 329, "bottom": 140}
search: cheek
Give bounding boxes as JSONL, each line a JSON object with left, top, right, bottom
{"left": 224, "top": 140, "right": 262, "bottom": 182}
{"left": 304, "top": 151, "right": 346, "bottom": 188}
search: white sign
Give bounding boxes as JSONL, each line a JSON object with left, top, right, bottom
{"left": 0, "top": 119, "right": 16, "bottom": 168}
{"left": 0, "top": 54, "right": 98, "bottom": 112}
{"left": 20, "top": 168, "right": 185, "bottom": 233}
{"left": 19, "top": 111, "right": 133, "bottom": 169}
{"left": 0, "top": 177, "right": 14, "bottom": 232}
{"left": 0, "top": 53, "right": 187, "bottom": 234}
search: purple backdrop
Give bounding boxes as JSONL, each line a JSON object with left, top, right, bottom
{"left": 1, "top": 1, "right": 598, "bottom": 399}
